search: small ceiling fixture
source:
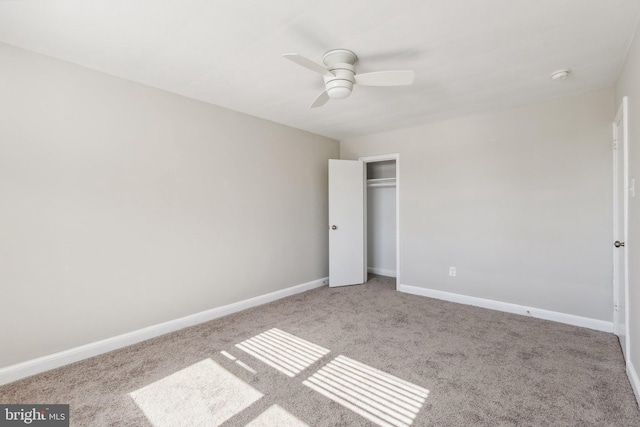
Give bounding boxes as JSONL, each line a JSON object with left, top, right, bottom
{"left": 550, "top": 69, "right": 571, "bottom": 80}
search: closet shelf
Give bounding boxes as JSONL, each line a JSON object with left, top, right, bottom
{"left": 367, "top": 177, "right": 396, "bottom": 188}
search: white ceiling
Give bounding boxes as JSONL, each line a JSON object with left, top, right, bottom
{"left": 1, "top": 0, "right": 639, "bottom": 140}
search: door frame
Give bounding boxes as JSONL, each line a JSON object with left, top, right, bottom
{"left": 359, "top": 153, "right": 400, "bottom": 289}
{"left": 612, "top": 96, "right": 629, "bottom": 358}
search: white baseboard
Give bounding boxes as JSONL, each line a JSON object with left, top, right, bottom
{"left": 398, "top": 284, "right": 613, "bottom": 333}
{"left": 0, "top": 277, "right": 328, "bottom": 386}
{"left": 628, "top": 361, "right": 640, "bottom": 408}
{"left": 367, "top": 267, "right": 397, "bottom": 278}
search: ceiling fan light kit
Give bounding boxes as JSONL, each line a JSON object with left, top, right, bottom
{"left": 326, "top": 82, "right": 352, "bottom": 99}
{"left": 283, "top": 48, "right": 415, "bottom": 108}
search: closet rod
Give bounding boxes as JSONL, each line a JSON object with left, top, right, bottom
{"left": 367, "top": 177, "right": 396, "bottom": 188}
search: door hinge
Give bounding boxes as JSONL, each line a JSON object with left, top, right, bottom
{"left": 613, "top": 140, "right": 618, "bottom": 150}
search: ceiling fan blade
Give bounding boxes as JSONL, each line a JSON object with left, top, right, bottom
{"left": 354, "top": 70, "right": 415, "bottom": 86}
{"left": 310, "top": 90, "right": 330, "bottom": 108}
{"left": 283, "top": 53, "right": 334, "bottom": 77}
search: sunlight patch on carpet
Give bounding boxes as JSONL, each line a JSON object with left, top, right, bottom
{"left": 246, "top": 404, "right": 310, "bottom": 427}
{"left": 130, "top": 358, "right": 262, "bottom": 427}
{"left": 236, "top": 328, "right": 330, "bottom": 377}
{"left": 235, "top": 360, "right": 257, "bottom": 374}
{"left": 220, "top": 351, "right": 257, "bottom": 374}
{"left": 303, "top": 355, "right": 429, "bottom": 427}
{"left": 220, "top": 351, "right": 236, "bottom": 360}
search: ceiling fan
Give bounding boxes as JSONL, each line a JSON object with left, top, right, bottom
{"left": 283, "top": 49, "right": 415, "bottom": 108}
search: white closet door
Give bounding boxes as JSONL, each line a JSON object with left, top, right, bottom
{"left": 613, "top": 97, "right": 628, "bottom": 358}
{"left": 328, "top": 159, "right": 365, "bottom": 287}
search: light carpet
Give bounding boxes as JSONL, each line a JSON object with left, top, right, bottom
{"left": 1, "top": 275, "right": 639, "bottom": 426}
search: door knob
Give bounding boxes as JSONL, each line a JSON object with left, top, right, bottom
{"left": 614, "top": 241, "right": 625, "bottom": 247}
{"left": 331, "top": 225, "right": 337, "bottom": 230}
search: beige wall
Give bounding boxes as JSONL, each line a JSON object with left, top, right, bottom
{"left": 0, "top": 43, "right": 338, "bottom": 368}
{"left": 342, "top": 88, "right": 614, "bottom": 321}
{"left": 615, "top": 22, "right": 640, "bottom": 394}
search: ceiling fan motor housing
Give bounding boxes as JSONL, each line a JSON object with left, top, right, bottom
{"left": 323, "top": 49, "right": 358, "bottom": 99}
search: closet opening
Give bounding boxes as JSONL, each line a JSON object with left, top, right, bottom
{"left": 362, "top": 155, "right": 399, "bottom": 288}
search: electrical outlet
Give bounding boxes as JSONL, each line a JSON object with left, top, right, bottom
{"left": 449, "top": 267, "right": 456, "bottom": 277}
